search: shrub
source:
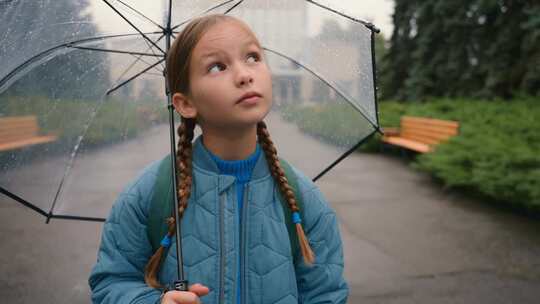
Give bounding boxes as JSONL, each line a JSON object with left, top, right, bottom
{"left": 281, "top": 97, "right": 540, "bottom": 214}
{"left": 0, "top": 95, "right": 153, "bottom": 149}
{"left": 409, "top": 98, "right": 540, "bottom": 212}
{"left": 280, "top": 103, "right": 379, "bottom": 148}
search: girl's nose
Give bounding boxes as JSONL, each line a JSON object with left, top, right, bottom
{"left": 235, "top": 65, "right": 254, "bottom": 87}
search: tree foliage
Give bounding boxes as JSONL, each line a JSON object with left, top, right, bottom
{"left": 381, "top": 0, "right": 540, "bottom": 100}
{"left": 2, "top": 0, "right": 110, "bottom": 100}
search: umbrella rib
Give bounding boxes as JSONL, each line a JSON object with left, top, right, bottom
{"left": 137, "top": 32, "right": 167, "bottom": 72}
{"left": 101, "top": 0, "right": 166, "bottom": 54}
{"left": 115, "top": 33, "right": 167, "bottom": 81}
{"left": 7, "top": 57, "right": 120, "bottom": 221}
{"left": 114, "top": 57, "right": 151, "bottom": 87}
{"left": 116, "top": 0, "right": 165, "bottom": 31}
{"left": 66, "top": 45, "right": 164, "bottom": 58}
{"left": 136, "top": 56, "right": 163, "bottom": 72}
{"left": 0, "top": 186, "right": 48, "bottom": 218}
{"left": 46, "top": 58, "right": 161, "bottom": 220}
{"left": 47, "top": 141, "right": 83, "bottom": 221}
{"left": 0, "top": 32, "right": 162, "bottom": 92}
{"left": 46, "top": 58, "right": 138, "bottom": 219}
{"left": 370, "top": 31, "right": 382, "bottom": 129}
{"left": 43, "top": 47, "right": 164, "bottom": 220}
{"left": 111, "top": 51, "right": 157, "bottom": 90}
{"left": 167, "top": 0, "right": 172, "bottom": 29}
{"left": 1, "top": 21, "right": 96, "bottom": 52}
{"left": 107, "top": 58, "right": 165, "bottom": 95}
{"left": 262, "top": 47, "right": 380, "bottom": 132}
{"left": 108, "top": 34, "right": 167, "bottom": 92}
{"left": 305, "top": 0, "right": 380, "bottom": 33}
{"left": 50, "top": 214, "right": 105, "bottom": 223}
{"left": 313, "top": 129, "right": 378, "bottom": 182}
{"left": 171, "top": 0, "right": 238, "bottom": 31}
{"left": 224, "top": 0, "right": 243, "bottom": 14}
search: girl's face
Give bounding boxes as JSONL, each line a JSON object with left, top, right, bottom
{"left": 173, "top": 19, "right": 273, "bottom": 133}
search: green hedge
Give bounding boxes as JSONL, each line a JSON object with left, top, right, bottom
{"left": 406, "top": 98, "right": 540, "bottom": 213}
{"left": 282, "top": 98, "right": 540, "bottom": 214}
{"left": 280, "top": 103, "right": 371, "bottom": 147}
{"left": 1, "top": 95, "right": 155, "bottom": 148}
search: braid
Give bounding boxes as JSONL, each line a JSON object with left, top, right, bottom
{"left": 256, "top": 121, "right": 315, "bottom": 265}
{"left": 144, "top": 118, "right": 196, "bottom": 288}
{"left": 175, "top": 118, "right": 196, "bottom": 221}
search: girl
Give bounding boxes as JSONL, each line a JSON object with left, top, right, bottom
{"left": 89, "top": 14, "right": 349, "bottom": 304}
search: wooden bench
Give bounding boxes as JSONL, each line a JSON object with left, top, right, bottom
{"left": 381, "top": 116, "right": 459, "bottom": 153}
{"left": 0, "top": 115, "right": 58, "bottom": 152}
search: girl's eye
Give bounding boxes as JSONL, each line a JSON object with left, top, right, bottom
{"left": 208, "top": 62, "right": 226, "bottom": 73}
{"left": 247, "top": 52, "right": 261, "bottom": 63}
{"left": 207, "top": 53, "right": 260, "bottom": 73}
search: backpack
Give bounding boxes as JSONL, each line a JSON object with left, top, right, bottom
{"left": 147, "top": 154, "right": 305, "bottom": 265}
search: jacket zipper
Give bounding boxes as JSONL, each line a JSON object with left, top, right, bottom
{"left": 219, "top": 192, "right": 226, "bottom": 304}
{"left": 240, "top": 184, "right": 249, "bottom": 304}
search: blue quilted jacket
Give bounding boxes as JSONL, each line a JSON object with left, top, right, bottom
{"left": 88, "top": 135, "right": 349, "bottom": 304}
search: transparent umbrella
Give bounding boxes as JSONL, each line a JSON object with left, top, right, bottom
{"left": 0, "top": 0, "right": 381, "bottom": 290}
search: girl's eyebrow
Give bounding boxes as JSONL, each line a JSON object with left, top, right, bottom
{"left": 201, "top": 50, "right": 222, "bottom": 60}
{"left": 200, "top": 39, "right": 260, "bottom": 60}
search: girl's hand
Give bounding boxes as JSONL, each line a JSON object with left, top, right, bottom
{"left": 160, "top": 283, "right": 210, "bottom": 304}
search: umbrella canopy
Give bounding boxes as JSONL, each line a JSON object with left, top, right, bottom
{"left": 0, "top": 0, "right": 381, "bottom": 222}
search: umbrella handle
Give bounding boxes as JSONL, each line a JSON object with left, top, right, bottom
{"left": 173, "top": 280, "right": 189, "bottom": 291}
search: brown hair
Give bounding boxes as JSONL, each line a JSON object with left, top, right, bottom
{"left": 144, "top": 14, "right": 314, "bottom": 288}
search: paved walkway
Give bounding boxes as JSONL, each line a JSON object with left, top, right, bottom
{"left": 321, "top": 152, "right": 540, "bottom": 303}
{"left": 1, "top": 111, "right": 540, "bottom": 303}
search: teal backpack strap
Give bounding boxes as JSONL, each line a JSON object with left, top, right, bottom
{"left": 147, "top": 154, "right": 174, "bottom": 255}
{"left": 278, "top": 158, "right": 304, "bottom": 263}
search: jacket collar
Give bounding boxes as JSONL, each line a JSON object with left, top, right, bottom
{"left": 192, "top": 134, "right": 271, "bottom": 182}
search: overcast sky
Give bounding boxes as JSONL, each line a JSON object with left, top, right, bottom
{"left": 308, "top": 0, "right": 394, "bottom": 37}
{"left": 90, "top": 1, "right": 394, "bottom": 38}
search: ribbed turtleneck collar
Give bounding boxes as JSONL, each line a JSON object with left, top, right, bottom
{"left": 205, "top": 141, "right": 262, "bottom": 183}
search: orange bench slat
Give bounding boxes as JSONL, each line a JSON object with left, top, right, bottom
{"left": 401, "top": 116, "right": 459, "bottom": 129}
{"left": 0, "top": 116, "right": 57, "bottom": 151}
{"left": 400, "top": 129, "right": 455, "bottom": 143}
{"left": 381, "top": 116, "right": 459, "bottom": 153}
{"left": 401, "top": 123, "right": 459, "bottom": 136}
{"left": 400, "top": 133, "right": 441, "bottom": 145}
{"left": 382, "top": 136, "right": 432, "bottom": 153}
{"left": 0, "top": 135, "right": 57, "bottom": 152}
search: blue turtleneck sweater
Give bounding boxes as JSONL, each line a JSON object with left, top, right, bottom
{"left": 206, "top": 142, "right": 262, "bottom": 304}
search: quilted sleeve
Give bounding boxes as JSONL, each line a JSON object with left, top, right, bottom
{"left": 88, "top": 177, "right": 161, "bottom": 304}
{"left": 294, "top": 185, "right": 349, "bottom": 304}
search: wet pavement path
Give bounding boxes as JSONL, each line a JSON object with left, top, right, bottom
{"left": 322, "top": 152, "right": 540, "bottom": 303}
{"left": 1, "top": 115, "right": 540, "bottom": 303}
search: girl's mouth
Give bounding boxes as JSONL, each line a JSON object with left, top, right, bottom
{"left": 236, "top": 91, "right": 262, "bottom": 104}
{"left": 237, "top": 95, "right": 261, "bottom": 105}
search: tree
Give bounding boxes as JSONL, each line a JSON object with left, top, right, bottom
{"left": 2, "top": 0, "right": 110, "bottom": 101}
{"left": 518, "top": 2, "right": 540, "bottom": 96}
{"left": 381, "top": 0, "right": 540, "bottom": 100}
{"left": 380, "top": 0, "right": 418, "bottom": 100}
{"left": 476, "top": 0, "right": 529, "bottom": 98}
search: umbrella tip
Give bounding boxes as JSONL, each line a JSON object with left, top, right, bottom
{"left": 365, "top": 22, "right": 381, "bottom": 34}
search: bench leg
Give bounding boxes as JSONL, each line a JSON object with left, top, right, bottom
{"left": 400, "top": 148, "right": 406, "bottom": 158}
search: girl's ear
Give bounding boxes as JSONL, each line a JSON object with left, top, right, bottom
{"left": 172, "top": 92, "right": 197, "bottom": 119}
